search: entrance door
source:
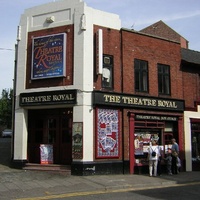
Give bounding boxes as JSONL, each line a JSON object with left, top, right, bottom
{"left": 28, "top": 109, "right": 73, "bottom": 164}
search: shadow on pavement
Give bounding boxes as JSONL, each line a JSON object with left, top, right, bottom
{"left": 0, "top": 137, "right": 12, "bottom": 169}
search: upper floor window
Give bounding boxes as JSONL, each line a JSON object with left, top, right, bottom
{"left": 134, "top": 59, "right": 148, "bottom": 92}
{"left": 102, "top": 55, "right": 113, "bottom": 89}
{"left": 158, "top": 64, "right": 170, "bottom": 95}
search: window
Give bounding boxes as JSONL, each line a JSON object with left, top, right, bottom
{"left": 102, "top": 55, "right": 113, "bottom": 89}
{"left": 158, "top": 64, "right": 170, "bottom": 95}
{"left": 134, "top": 59, "right": 148, "bottom": 92}
{"left": 191, "top": 123, "right": 200, "bottom": 162}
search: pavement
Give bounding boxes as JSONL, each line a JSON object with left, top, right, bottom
{"left": 1, "top": 138, "right": 200, "bottom": 199}
{"left": 0, "top": 164, "right": 200, "bottom": 200}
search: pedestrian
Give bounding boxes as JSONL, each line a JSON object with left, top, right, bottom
{"left": 176, "top": 156, "right": 181, "bottom": 173}
{"left": 164, "top": 149, "right": 172, "bottom": 175}
{"left": 171, "top": 138, "right": 179, "bottom": 174}
{"left": 157, "top": 146, "right": 162, "bottom": 176}
{"left": 148, "top": 140, "right": 160, "bottom": 177}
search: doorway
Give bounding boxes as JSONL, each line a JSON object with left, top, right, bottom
{"left": 28, "top": 108, "right": 73, "bottom": 165}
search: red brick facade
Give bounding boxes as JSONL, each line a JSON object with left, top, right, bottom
{"left": 93, "top": 25, "right": 188, "bottom": 173}
{"left": 122, "top": 30, "right": 183, "bottom": 98}
{"left": 182, "top": 65, "right": 200, "bottom": 110}
{"left": 140, "top": 20, "right": 188, "bottom": 49}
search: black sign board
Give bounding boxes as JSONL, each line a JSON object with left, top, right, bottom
{"left": 93, "top": 91, "right": 184, "bottom": 112}
{"left": 20, "top": 90, "right": 77, "bottom": 106}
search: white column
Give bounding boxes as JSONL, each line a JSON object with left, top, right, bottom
{"left": 184, "top": 113, "right": 192, "bottom": 171}
{"left": 73, "top": 92, "right": 94, "bottom": 161}
{"left": 14, "top": 107, "right": 28, "bottom": 160}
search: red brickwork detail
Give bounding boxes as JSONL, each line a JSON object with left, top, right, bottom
{"left": 121, "top": 30, "right": 183, "bottom": 99}
{"left": 182, "top": 69, "right": 200, "bottom": 109}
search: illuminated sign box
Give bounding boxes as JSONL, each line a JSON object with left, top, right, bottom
{"left": 31, "top": 33, "right": 66, "bottom": 79}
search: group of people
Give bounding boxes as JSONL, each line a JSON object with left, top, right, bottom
{"left": 148, "top": 138, "right": 180, "bottom": 177}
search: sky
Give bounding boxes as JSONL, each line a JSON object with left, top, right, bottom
{"left": 0, "top": 0, "right": 200, "bottom": 94}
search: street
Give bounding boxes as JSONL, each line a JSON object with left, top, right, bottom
{"left": 36, "top": 182, "right": 200, "bottom": 200}
{"left": 0, "top": 137, "right": 12, "bottom": 170}
{"left": 0, "top": 138, "right": 200, "bottom": 200}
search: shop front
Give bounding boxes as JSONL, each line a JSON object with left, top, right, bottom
{"left": 19, "top": 90, "right": 77, "bottom": 166}
{"left": 93, "top": 91, "right": 185, "bottom": 174}
{"left": 128, "top": 113, "right": 183, "bottom": 174}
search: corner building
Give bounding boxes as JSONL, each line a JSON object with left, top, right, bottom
{"left": 13, "top": 0, "right": 196, "bottom": 175}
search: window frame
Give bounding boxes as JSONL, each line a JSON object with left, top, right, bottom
{"left": 134, "top": 59, "right": 149, "bottom": 93}
{"left": 157, "top": 63, "right": 171, "bottom": 95}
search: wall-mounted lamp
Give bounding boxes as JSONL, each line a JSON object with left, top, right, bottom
{"left": 46, "top": 16, "right": 55, "bottom": 23}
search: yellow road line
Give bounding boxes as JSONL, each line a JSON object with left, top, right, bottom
{"left": 16, "top": 181, "right": 200, "bottom": 200}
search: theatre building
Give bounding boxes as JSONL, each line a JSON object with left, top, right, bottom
{"left": 13, "top": 0, "right": 199, "bottom": 175}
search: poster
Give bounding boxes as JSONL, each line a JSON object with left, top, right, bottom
{"left": 96, "top": 109, "right": 119, "bottom": 158}
{"left": 40, "top": 144, "right": 53, "bottom": 164}
{"left": 72, "top": 122, "right": 83, "bottom": 159}
{"left": 31, "top": 33, "right": 66, "bottom": 79}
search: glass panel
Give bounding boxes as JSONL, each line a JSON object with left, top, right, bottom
{"left": 192, "top": 132, "right": 200, "bottom": 161}
{"left": 62, "top": 130, "right": 71, "bottom": 143}
{"left": 35, "top": 130, "right": 43, "bottom": 143}
{"left": 135, "top": 70, "right": 140, "bottom": 90}
{"left": 47, "top": 118, "right": 56, "bottom": 143}
{"left": 48, "top": 130, "right": 56, "bottom": 143}
{"left": 62, "top": 118, "right": 68, "bottom": 128}
{"left": 35, "top": 119, "right": 43, "bottom": 128}
{"left": 191, "top": 123, "right": 200, "bottom": 161}
{"left": 158, "top": 64, "right": 170, "bottom": 95}
{"left": 142, "top": 70, "right": 148, "bottom": 91}
{"left": 135, "top": 59, "right": 148, "bottom": 92}
{"left": 61, "top": 115, "right": 72, "bottom": 143}
{"left": 164, "top": 75, "right": 170, "bottom": 94}
{"left": 48, "top": 118, "right": 56, "bottom": 128}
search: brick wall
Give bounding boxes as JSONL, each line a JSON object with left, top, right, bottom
{"left": 121, "top": 30, "right": 183, "bottom": 99}
{"left": 182, "top": 65, "right": 200, "bottom": 109}
{"left": 93, "top": 28, "right": 185, "bottom": 162}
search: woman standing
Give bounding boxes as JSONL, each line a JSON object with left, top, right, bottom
{"left": 148, "top": 140, "right": 160, "bottom": 177}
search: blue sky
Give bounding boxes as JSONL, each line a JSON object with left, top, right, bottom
{"left": 0, "top": 0, "right": 200, "bottom": 93}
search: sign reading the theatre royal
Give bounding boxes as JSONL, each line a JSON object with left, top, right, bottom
{"left": 20, "top": 90, "right": 77, "bottom": 106}
{"left": 93, "top": 91, "right": 185, "bottom": 112}
{"left": 31, "top": 33, "right": 66, "bottom": 79}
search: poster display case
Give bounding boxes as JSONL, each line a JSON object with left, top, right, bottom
{"left": 134, "top": 130, "right": 163, "bottom": 166}
{"left": 96, "top": 108, "right": 119, "bottom": 158}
